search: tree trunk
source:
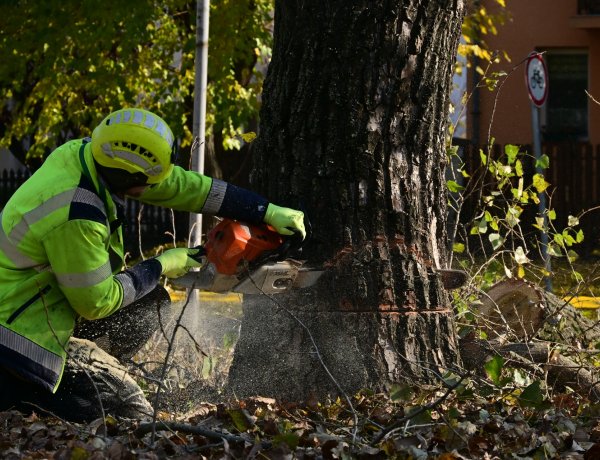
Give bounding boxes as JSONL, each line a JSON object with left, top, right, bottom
{"left": 228, "top": 0, "right": 466, "bottom": 400}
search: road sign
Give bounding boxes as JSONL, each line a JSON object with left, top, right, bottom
{"left": 525, "top": 52, "right": 548, "bottom": 107}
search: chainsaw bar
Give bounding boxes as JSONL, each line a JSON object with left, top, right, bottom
{"left": 436, "top": 269, "right": 468, "bottom": 290}
{"left": 172, "top": 260, "right": 324, "bottom": 294}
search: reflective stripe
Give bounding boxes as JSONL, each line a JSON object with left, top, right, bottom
{"left": 0, "top": 186, "right": 106, "bottom": 270}
{"left": 55, "top": 260, "right": 112, "bottom": 288}
{"left": 72, "top": 187, "right": 106, "bottom": 217}
{"left": 109, "top": 109, "right": 173, "bottom": 146}
{"left": 10, "top": 190, "right": 74, "bottom": 242}
{"left": 202, "top": 179, "right": 228, "bottom": 214}
{"left": 115, "top": 272, "right": 136, "bottom": 307}
{"left": 0, "top": 323, "right": 62, "bottom": 383}
{"left": 0, "top": 223, "right": 39, "bottom": 268}
{"left": 100, "top": 144, "right": 163, "bottom": 177}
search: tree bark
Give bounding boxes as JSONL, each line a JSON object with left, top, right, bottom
{"left": 228, "top": 0, "right": 466, "bottom": 400}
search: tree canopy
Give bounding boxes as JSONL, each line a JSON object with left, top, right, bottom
{"left": 0, "top": 0, "right": 272, "bottom": 166}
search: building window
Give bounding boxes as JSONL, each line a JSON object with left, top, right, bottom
{"left": 541, "top": 51, "right": 588, "bottom": 142}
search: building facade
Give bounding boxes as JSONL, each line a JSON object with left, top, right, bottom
{"left": 470, "top": 0, "right": 600, "bottom": 145}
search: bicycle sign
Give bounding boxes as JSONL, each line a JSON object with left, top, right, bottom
{"left": 525, "top": 52, "right": 548, "bottom": 107}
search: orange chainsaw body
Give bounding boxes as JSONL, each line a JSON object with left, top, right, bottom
{"left": 204, "top": 219, "right": 283, "bottom": 276}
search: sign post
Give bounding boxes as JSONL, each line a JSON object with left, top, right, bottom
{"left": 525, "top": 52, "right": 551, "bottom": 291}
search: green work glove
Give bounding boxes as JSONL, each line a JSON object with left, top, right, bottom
{"left": 156, "top": 248, "right": 204, "bottom": 278}
{"left": 263, "top": 203, "right": 306, "bottom": 240}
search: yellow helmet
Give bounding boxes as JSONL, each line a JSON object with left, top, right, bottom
{"left": 91, "top": 108, "right": 175, "bottom": 184}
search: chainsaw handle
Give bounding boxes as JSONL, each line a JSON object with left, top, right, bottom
{"left": 189, "top": 245, "right": 207, "bottom": 263}
{"left": 275, "top": 215, "right": 311, "bottom": 260}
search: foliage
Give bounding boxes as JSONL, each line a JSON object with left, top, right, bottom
{"left": 0, "top": 0, "right": 272, "bottom": 166}
{"left": 459, "top": 0, "right": 510, "bottom": 74}
{"left": 2, "top": 385, "right": 599, "bottom": 458}
{"left": 447, "top": 143, "right": 582, "bottom": 289}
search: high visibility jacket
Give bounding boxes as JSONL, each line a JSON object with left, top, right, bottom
{"left": 0, "top": 139, "right": 268, "bottom": 392}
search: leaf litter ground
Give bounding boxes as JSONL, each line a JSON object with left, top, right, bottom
{"left": 2, "top": 388, "right": 600, "bottom": 459}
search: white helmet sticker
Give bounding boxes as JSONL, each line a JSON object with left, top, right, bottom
{"left": 107, "top": 109, "right": 173, "bottom": 145}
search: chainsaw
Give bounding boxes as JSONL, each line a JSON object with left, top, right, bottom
{"left": 172, "top": 218, "right": 468, "bottom": 294}
{"left": 172, "top": 218, "right": 324, "bottom": 294}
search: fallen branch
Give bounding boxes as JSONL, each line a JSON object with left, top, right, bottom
{"left": 133, "top": 421, "right": 269, "bottom": 447}
{"left": 460, "top": 338, "right": 600, "bottom": 401}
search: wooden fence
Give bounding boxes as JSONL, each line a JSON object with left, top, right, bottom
{"left": 0, "top": 169, "right": 188, "bottom": 258}
{"left": 455, "top": 142, "right": 600, "bottom": 256}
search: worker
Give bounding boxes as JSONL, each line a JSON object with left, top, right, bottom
{"left": 0, "top": 108, "right": 305, "bottom": 422}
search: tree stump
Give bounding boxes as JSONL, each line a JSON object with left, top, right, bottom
{"left": 474, "top": 278, "right": 600, "bottom": 349}
{"left": 475, "top": 279, "right": 545, "bottom": 342}
{"left": 463, "top": 278, "right": 600, "bottom": 400}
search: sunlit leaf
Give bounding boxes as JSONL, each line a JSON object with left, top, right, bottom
{"left": 488, "top": 233, "right": 503, "bottom": 250}
{"left": 453, "top": 242, "right": 466, "bottom": 253}
{"left": 568, "top": 215, "right": 580, "bottom": 227}
{"left": 514, "top": 246, "right": 529, "bottom": 264}
{"left": 447, "top": 180, "right": 465, "bottom": 193}
{"left": 532, "top": 174, "right": 550, "bottom": 193}
{"left": 239, "top": 131, "right": 257, "bottom": 143}
{"left": 504, "top": 144, "right": 519, "bottom": 164}
{"left": 479, "top": 149, "right": 487, "bottom": 166}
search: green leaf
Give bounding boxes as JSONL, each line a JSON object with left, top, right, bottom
{"left": 273, "top": 432, "right": 300, "bottom": 450}
{"left": 227, "top": 408, "right": 253, "bottom": 432}
{"left": 547, "top": 243, "right": 562, "bottom": 257}
{"left": 532, "top": 174, "right": 550, "bottom": 193}
{"left": 518, "top": 381, "right": 545, "bottom": 408}
{"left": 404, "top": 406, "right": 432, "bottom": 425}
{"left": 240, "top": 131, "right": 257, "bottom": 143}
{"left": 390, "top": 384, "right": 414, "bottom": 402}
{"left": 572, "top": 271, "right": 584, "bottom": 283}
{"left": 484, "top": 355, "right": 504, "bottom": 385}
{"left": 479, "top": 149, "right": 487, "bottom": 166}
{"left": 535, "top": 154, "right": 550, "bottom": 169}
{"left": 506, "top": 206, "right": 521, "bottom": 227}
{"left": 576, "top": 229, "right": 584, "bottom": 243}
{"left": 488, "top": 233, "right": 504, "bottom": 250}
{"left": 478, "top": 217, "right": 488, "bottom": 234}
{"left": 515, "top": 159, "right": 523, "bottom": 177}
{"left": 504, "top": 144, "right": 519, "bottom": 164}
{"left": 548, "top": 209, "right": 557, "bottom": 220}
{"left": 453, "top": 242, "right": 466, "bottom": 253}
{"left": 447, "top": 180, "right": 465, "bottom": 193}
{"left": 534, "top": 216, "right": 545, "bottom": 229}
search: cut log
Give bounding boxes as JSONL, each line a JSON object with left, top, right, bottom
{"left": 460, "top": 338, "right": 600, "bottom": 401}
{"left": 475, "top": 278, "right": 600, "bottom": 349}
{"left": 475, "top": 279, "right": 545, "bottom": 342}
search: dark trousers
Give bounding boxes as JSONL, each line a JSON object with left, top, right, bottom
{"left": 0, "top": 286, "right": 171, "bottom": 422}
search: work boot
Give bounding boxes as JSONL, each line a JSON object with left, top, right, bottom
{"left": 0, "top": 338, "right": 153, "bottom": 422}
